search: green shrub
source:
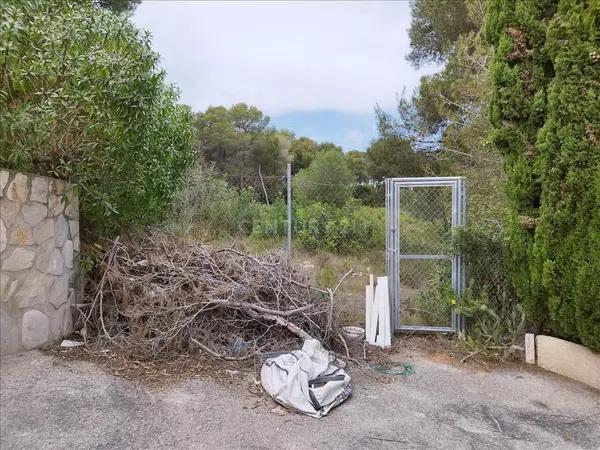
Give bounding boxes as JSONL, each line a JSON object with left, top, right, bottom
{"left": 251, "top": 199, "right": 386, "bottom": 254}
{"left": 251, "top": 199, "right": 288, "bottom": 238}
{"left": 294, "top": 201, "right": 378, "bottom": 254}
{"left": 399, "top": 211, "right": 450, "bottom": 254}
{"left": 414, "top": 264, "right": 454, "bottom": 326}
{"left": 532, "top": 0, "right": 600, "bottom": 350}
{"left": 454, "top": 226, "right": 518, "bottom": 322}
{"left": 454, "top": 283, "right": 526, "bottom": 350}
{"left": 171, "top": 165, "right": 261, "bottom": 237}
{"left": 486, "top": 0, "right": 555, "bottom": 326}
{"left": 0, "top": 0, "right": 195, "bottom": 235}
{"left": 353, "top": 206, "right": 385, "bottom": 249}
{"left": 353, "top": 184, "right": 384, "bottom": 207}
{"left": 293, "top": 149, "right": 356, "bottom": 207}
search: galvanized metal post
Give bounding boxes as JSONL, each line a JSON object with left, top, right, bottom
{"left": 385, "top": 177, "right": 467, "bottom": 334}
{"left": 286, "top": 163, "right": 292, "bottom": 265}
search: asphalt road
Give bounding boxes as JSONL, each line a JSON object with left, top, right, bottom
{"left": 1, "top": 350, "right": 599, "bottom": 449}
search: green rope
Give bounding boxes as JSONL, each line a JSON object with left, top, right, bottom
{"left": 368, "top": 362, "right": 415, "bottom": 377}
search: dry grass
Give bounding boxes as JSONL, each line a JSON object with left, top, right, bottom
{"left": 44, "top": 343, "right": 263, "bottom": 386}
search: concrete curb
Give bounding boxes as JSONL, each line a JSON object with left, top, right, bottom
{"left": 526, "top": 334, "right": 600, "bottom": 391}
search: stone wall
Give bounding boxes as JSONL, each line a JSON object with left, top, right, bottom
{"left": 1, "top": 169, "right": 80, "bottom": 355}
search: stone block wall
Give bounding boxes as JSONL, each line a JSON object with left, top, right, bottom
{"left": 1, "top": 169, "right": 80, "bottom": 355}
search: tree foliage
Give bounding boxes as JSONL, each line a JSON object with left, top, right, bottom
{"left": 293, "top": 149, "right": 356, "bottom": 207}
{"left": 486, "top": 0, "right": 555, "bottom": 326}
{"left": 533, "top": 0, "right": 600, "bottom": 349}
{"left": 0, "top": 0, "right": 195, "bottom": 235}
{"left": 387, "top": 0, "right": 508, "bottom": 226}
{"left": 407, "top": 0, "right": 478, "bottom": 67}
{"left": 289, "top": 136, "right": 319, "bottom": 174}
{"left": 294, "top": 201, "right": 379, "bottom": 254}
{"left": 171, "top": 164, "right": 261, "bottom": 238}
{"left": 95, "top": 0, "right": 140, "bottom": 14}
{"left": 194, "top": 103, "right": 287, "bottom": 201}
{"left": 487, "top": 0, "right": 600, "bottom": 349}
{"left": 345, "top": 150, "right": 369, "bottom": 183}
{"left": 366, "top": 137, "right": 431, "bottom": 181}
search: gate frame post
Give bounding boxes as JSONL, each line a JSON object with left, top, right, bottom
{"left": 385, "top": 177, "right": 467, "bottom": 335}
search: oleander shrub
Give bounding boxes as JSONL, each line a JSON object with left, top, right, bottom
{"left": 0, "top": 0, "right": 195, "bottom": 235}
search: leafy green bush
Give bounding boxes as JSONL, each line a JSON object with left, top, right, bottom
{"left": 353, "top": 206, "right": 386, "bottom": 249}
{"left": 171, "top": 165, "right": 261, "bottom": 237}
{"left": 454, "top": 283, "right": 526, "bottom": 350}
{"left": 455, "top": 226, "right": 525, "bottom": 345}
{"left": 251, "top": 199, "right": 385, "bottom": 254}
{"left": 251, "top": 198, "right": 288, "bottom": 238}
{"left": 532, "top": 0, "right": 600, "bottom": 350}
{"left": 454, "top": 226, "right": 518, "bottom": 322}
{"left": 353, "top": 184, "right": 384, "bottom": 207}
{"left": 413, "top": 264, "right": 454, "bottom": 326}
{"left": 293, "top": 149, "right": 356, "bottom": 207}
{"left": 294, "top": 201, "right": 378, "bottom": 254}
{"left": 486, "top": 0, "right": 554, "bottom": 329}
{"left": 0, "top": 0, "right": 195, "bottom": 235}
{"left": 399, "top": 211, "right": 450, "bottom": 254}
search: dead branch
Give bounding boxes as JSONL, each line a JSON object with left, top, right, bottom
{"left": 80, "top": 231, "right": 348, "bottom": 361}
{"left": 190, "top": 338, "right": 256, "bottom": 361}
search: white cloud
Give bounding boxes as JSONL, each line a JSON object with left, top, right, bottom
{"left": 133, "top": 0, "right": 436, "bottom": 116}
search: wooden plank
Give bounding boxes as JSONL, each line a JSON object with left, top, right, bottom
{"left": 374, "top": 280, "right": 384, "bottom": 347}
{"left": 374, "top": 276, "right": 391, "bottom": 348}
{"left": 379, "top": 276, "right": 391, "bottom": 347}
{"left": 365, "top": 275, "right": 375, "bottom": 344}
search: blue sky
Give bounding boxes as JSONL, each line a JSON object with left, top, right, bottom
{"left": 270, "top": 110, "right": 377, "bottom": 150}
{"left": 132, "top": 1, "right": 437, "bottom": 151}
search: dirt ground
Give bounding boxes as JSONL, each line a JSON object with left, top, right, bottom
{"left": 1, "top": 339, "right": 599, "bottom": 449}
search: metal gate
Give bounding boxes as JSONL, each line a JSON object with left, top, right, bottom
{"left": 385, "top": 177, "right": 467, "bottom": 334}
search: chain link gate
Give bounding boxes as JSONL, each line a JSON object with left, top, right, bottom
{"left": 385, "top": 177, "right": 467, "bottom": 334}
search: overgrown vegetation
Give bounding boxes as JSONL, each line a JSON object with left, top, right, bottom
{"left": 0, "top": 0, "right": 196, "bottom": 235}
{"left": 170, "top": 164, "right": 262, "bottom": 238}
{"left": 3, "top": 0, "right": 597, "bottom": 355}
{"left": 455, "top": 226, "right": 525, "bottom": 348}
{"left": 293, "top": 149, "right": 355, "bottom": 207}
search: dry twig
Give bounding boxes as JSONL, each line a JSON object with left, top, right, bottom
{"left": 81, "top": 231, "right": 350, "bottom": 361}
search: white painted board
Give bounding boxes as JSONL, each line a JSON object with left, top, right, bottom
{"left": 365, "top": 277, "right": 375, "bottom": 344}
{"left": 373, "top": 280, "right": 383, "bottom": 347}
{"left": 377, "top": 276, "right": 391, "bottom": 347}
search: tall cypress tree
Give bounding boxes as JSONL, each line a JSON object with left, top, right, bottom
{"left": 487, "top": 0, "right": 600, "bottom": 349}
{"left": 486, "top": 0, "right": 556, "bottom": 327}
{"left": 535, "top": 0, "right": 600, "bottom": 349}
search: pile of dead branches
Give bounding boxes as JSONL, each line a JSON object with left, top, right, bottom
{"left": 80, "top": 232, "right": 350, "bottom": 361}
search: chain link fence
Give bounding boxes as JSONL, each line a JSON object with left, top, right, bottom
{"left": 394, "top": 185, "right": 455, "bottom": 329}
{"left": 454, "top": 225, "right": 525, "bottom": 345}
{"left": 389, "top": 182, "right": 523, "bottom": 344}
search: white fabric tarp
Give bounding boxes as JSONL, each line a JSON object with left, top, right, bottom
{"left": 260, "top": 339, "right": 352, "bottom": 418}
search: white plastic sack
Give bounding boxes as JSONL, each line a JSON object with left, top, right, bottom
{"left": 260, "top": 339, "right": 352, "bottom": 418}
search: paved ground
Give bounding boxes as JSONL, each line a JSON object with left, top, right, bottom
{"left": 1, "top": 349, "right": 599, "bottom": 449}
